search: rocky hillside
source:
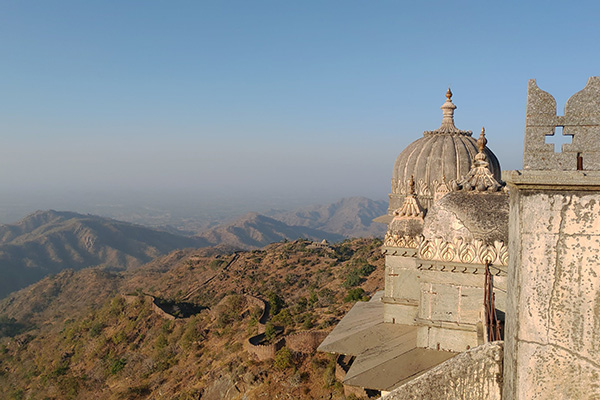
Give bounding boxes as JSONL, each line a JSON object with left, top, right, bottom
{"left": 0, "top": 209, "right": 352, "bottom": 299}
{"left": 0, "top": 238, "right": 384, "bottom": 400}
{"left": 0, "top": 210, "right": 210, "bottom": 299}
{"left": 267, "top": 197, "right": 388, "bottom": 238}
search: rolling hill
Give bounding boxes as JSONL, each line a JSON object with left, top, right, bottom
{"left": 0, "top": 210, "right": 209, "bottom": 298}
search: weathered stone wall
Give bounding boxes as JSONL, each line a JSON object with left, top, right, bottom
{"left": 246, "top": 337, "right": 285, "bottom": 361}
{"left": 247, "top": 330, "right": 327, "bottom": 360}
{"left": 504, "top": 77, "right": 600, "bottom": 399}
{"left": 286, "top": 331, "right": 328, "bottom": 353}
{"left": 383, "top": 252, "right": 419, "bottom": 325}
{"left": 123, "top": 294, "right": 176, "bottom": 320}
{"left": 243, "top": 294, "right": 267, "bottom": 333}
{"left": 503, "top": 179, "right": 600, "bottom": 400}
{"left": 380, "top": 341, "right": 503, "bottom": 400}
{"left": 414, "top": 270, "right": 504, "bottom": 352}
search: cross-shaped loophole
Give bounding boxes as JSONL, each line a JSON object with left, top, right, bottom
{"left": 545, "top": 126, "right": 573, "bottom": 153}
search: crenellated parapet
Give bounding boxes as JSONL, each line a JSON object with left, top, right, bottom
{"left": 524, "top": 76, "right": 600, "bottom": 171}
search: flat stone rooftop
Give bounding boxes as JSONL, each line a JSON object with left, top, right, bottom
{"left": 319, "top": 291, "right": 457, "bottom": 391}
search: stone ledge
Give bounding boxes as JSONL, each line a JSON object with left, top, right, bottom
{"left": 382, "top": 296, "right": 419, "bottom": 306}
{"left": 414, "top": 318, "right": 478, "bottom": 332}
{"left": 503, "top": 169, "right": 600, "bottom": 190}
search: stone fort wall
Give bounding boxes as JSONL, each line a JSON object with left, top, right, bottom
{"left": 246, "top": 336, "right": 285, "bottom": 361}
{"left": 123, "top": 294, "right": 176, "bottom": 321}
{"left": 246, "top": 330, "right": 328, "bottom": 361}
{"left": 285, "top": 331, "right": 329, "bottom": 353}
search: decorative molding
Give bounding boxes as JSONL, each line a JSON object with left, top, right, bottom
{"left": 434, "top": 177, "right": 451, "bottom": 201}
{"left": 393, "top": 177, "right": 435, "bottom": 197}
{"left": 416, "top": 261, "right": 506, "bottom": 276}
{"left": 417, "top": 236, "right": 508, "bottom": 267}
{"left": 383, "top": 232, "right": 423, "bottom": 249}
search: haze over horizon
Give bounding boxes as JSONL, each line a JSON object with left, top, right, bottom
{"left": 1, "top": 1, "right": 599, "bottom": 223}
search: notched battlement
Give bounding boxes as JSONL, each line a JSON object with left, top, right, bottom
{"left": 524, "top": 76, "right": 600, "bottom": 171}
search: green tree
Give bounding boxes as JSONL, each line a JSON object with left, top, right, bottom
{"left": 344, "top": 288, "right": 369, "bottom": 302}
{"left": 264, "top": 322, "right": 277, "bottom": 342}
{"left": 268, "top": 292, "right": 285, "bottom": 315}
{"left": 343, "top": 269, "right": 362, "bottom": 288}
{"left": 272, "top": 309, "right": 292, "bottom": 327}
{"left": 273, "top": 347, "right": 294, "bottom": 370}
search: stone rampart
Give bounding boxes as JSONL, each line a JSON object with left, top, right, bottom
{"left": 123, "top": 294, "right": 176, "bottom": 320}
{"left": 381, "top": 341, "right": 503, "bottom": 400}
{"left": 285, "top": 331, "right": 328, "bottom": 353}
{"left": 243, "top": 295, "right": 268, "bottom": 334}
{"left": 246, "top": 337, "right": 285, "bottom": 361}
{"left": 247, "top": 330, "right": 327, "bottom": 361}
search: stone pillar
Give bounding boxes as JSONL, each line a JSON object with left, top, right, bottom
{"left": 503, "top": 77, "right": 600, "bottom": 400}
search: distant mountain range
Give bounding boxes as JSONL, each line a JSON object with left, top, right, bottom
{"left": 0, "top": 197, "right": 387, "bottom": 298}
{"left": 267, "top": 197, "right": 387, "bottom": 238}
{"left": 197, "top": 212, "right": 344, "bottom": 249}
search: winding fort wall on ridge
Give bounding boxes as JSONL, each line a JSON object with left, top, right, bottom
{"left": 244, "top": 294, "right": 328, "bottom": 360}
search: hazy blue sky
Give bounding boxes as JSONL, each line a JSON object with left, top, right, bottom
{"left": 1, "top": 1, "right": 599, "bottom": 221}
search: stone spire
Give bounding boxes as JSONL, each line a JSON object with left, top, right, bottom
{"left": 394, "top": 176, "right": 425, "bottom": 218}
{"left": 452, "top": 128, "right": 503, "bottom": 192}
{"left": 424, "top": 88, "right": 472, "bottom": 136}
{"left": 434, "top": 175, "right": 451, "bottom": 201}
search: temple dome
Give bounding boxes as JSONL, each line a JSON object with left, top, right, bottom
{"left": 389, "top": 89, "right": 501, "bottom": 212}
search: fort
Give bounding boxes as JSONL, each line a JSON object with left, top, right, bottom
{"left": 319, "top": 77, "right": 600, "bottom": 399}
{"left": 243, "top": 292, "right": 329, "bottom": 361}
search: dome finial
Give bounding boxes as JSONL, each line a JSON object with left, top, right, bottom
{"left": 477, "top": 127, "right": 487, "bottom": 153}
{"left": 423, "top": 87, "right": 472, "bottom": 136}
{"left": 439, "top": 87, "right": 458, "bottom": 132}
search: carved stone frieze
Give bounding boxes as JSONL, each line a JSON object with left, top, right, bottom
{"left": 384, "top": 232, "right": 423, "bottom": 249}
{"left": 392, "top": 178, "right": 434, "bottom": 197}
{"left": 417, "top": 236, "right": 508, "bottom": 267}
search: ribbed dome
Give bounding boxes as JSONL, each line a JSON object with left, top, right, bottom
{"left": 388, "top": 90, "right": 501, "bottom": 212}
{"left": 392, "top": 135, "right": 501, "bottom": 190}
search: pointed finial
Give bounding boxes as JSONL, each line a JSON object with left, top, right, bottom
{"left": 423, "top": 87, "right": 472, "bottom": 136}
{"left": 452, "top": 126, "right": 503, "bottom": 192}
{"left": 477, "top": 127, "right": 487, "bottom": 153}
{"left": 408, "top": 175, "right": 416, "bottom": 195}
